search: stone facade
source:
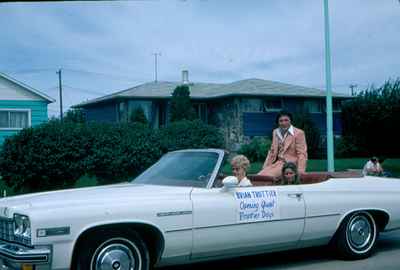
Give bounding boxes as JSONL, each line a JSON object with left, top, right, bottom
{"left": 209, "top": 97, "right": 266, "bottom": 151}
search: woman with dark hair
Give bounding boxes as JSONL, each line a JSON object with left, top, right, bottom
{"left": 280, "top": 162, "right": 301, "bottom": 185}
{"left": 258, "top": 110, "right": 308, "bottom": 177}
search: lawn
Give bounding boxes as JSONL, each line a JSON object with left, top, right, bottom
{"left": 1, "top": 158, "right": 399, "bottom": 197}
{"left": 222, "top": 158, "right": 400, "bottom": 177}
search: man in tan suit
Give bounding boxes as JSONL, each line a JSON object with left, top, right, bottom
{"left": 258, "top": 111, "right": 308, "bottom": 177}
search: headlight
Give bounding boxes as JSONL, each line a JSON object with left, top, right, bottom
{"left": 14, "top": 214, "right": 31, "bottom": 240}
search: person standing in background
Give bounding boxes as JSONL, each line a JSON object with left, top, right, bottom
{"left": 363, "top": 157, "right": 383, "bottom": 176}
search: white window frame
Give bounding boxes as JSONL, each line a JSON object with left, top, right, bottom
{"left": 304, "top": 100, "right": 324, "bottom": 114}
{"left": 0, "top": 108, "right": 32, "bottom": 131}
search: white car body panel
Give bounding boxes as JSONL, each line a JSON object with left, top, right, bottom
{"left": 0, "top": 149, "right": 399, "bottom": 269}
{"left": 190, "top": 184, "right": 305, "bottom": 259}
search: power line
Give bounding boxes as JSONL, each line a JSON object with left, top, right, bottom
{"left": 63, "top": 68, "right": 140, "bottom": 82}
{"left": 0, "top": 68, "right": 55, "bottom": 74}
{"left": 63, "top": 84, "right": 109, "bottom": 96}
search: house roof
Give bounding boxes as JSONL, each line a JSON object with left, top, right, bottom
{"left": 74, "top": 78, "right": 351, "bottom": 107}
{"left": 0, "top": 72, "right": 55, "bottom": 103}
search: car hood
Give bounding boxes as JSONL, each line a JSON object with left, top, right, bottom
{"left": 0, "top": 183, "right": 192, "bottom": 217}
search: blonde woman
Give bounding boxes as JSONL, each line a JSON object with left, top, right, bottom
{"left": 222, "top": 155, "right": 252, "bottom": 187}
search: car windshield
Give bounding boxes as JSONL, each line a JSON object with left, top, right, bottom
{"left": 133, "top": 151, "right": 220, "bottom": 188}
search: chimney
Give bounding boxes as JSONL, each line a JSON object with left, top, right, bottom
{"left": 182, "top": 70, "right": 189, "bottom": 85}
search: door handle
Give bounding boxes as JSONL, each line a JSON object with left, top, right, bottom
{"left": 288, "top": 193, "right": 303, "bottom": 199}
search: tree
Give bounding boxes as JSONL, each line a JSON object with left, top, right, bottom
{"left": 293, "top": 111, "right": 322, "bottom": 159}
{"left": 341, "top": 78, "right": 400, "bottom": 157}
{"left": 129, "top": 107, "right": 148, "bottom": 125}
{"left": 64, "top": 109, "right": 85, "bottom": 123}
{"left": 169, "top": 85, "right": 197, "bottom": 122}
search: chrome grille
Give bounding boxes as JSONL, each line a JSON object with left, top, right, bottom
{"left": 0, "top": 217, "right": 31, "bottom": 246}
{"left": 0, "top": 217, "right": 14, "bottom": 242}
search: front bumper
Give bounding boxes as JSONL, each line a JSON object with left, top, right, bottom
{"left": 0, "top": 241, "right": 51, "bottom": 270}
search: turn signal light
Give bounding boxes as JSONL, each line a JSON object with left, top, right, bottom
{"left": 22, "top": 264, "right": 34, "bottom": 270}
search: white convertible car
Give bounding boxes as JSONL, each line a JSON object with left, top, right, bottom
{"left": 0, "top": 149, "right": 399, "bottom": 270}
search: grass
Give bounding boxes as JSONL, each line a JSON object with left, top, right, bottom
{"left": 1, "top": 158, "right": 399, "bottom": 197}
{"left": 223, "top": 158, "right": 400, "bottom": 177}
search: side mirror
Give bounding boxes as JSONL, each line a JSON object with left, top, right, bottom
{"left": 222, "top": 176, "right": 238, "bottom": 190}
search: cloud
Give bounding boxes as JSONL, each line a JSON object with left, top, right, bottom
{"left": 0, "top": 0, "right": 399, "bottom": 116}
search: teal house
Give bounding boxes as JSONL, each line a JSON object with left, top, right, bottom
{"left": 0, "top": 72, "right": 55, "bottom": 144}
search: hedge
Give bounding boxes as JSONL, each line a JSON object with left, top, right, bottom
{"left": 0, "top": 119, "right": 224, "bottom": 193}
{"left": 158, "top": 119, "right": 225, "bottom": 153}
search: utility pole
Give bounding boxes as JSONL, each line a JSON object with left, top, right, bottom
{"left": 323, "top": 0, "right": 335, "bottom": 172}
{"left": 349, "top": 84, "right": 357, "bottom": 96}
{"left": 152, "top": 52, "right": 161, "bottom": 82}
{"left": 56, "top": 69, "right": 63, "bottom": 120}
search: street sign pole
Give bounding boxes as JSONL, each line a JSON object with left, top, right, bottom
{"left": 324, "top": 0, "right": 335, "bottom": 172}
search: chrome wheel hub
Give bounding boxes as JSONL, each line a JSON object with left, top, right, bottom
{"left": 348, "top": 215, "right": 372, "bottom": 250}
{"left": 95, "top": 243, "right": 136, "bottom": 270}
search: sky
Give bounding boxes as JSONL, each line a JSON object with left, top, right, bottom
{"left": 0, "top": 0, "right": 399, "bottom": 116}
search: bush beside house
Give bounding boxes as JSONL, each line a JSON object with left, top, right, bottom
{"left": 0, "top": 120, "right": 89, "bottom": 193}
{"left": 159, "top": 119, "right": 224, "bottom": 153}
{"left": 0, "top": 119, "right": 224, "bottom": 194}
{"left": 292, "top": 112, "right": 322, "bottom": 159}
{"left": 237, "top": 137, "right": 271, "bottom": 163}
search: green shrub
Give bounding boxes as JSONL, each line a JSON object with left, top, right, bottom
{"left": 335, "top": 136, "right": 365, "bottom": 158}
{"left": 0, "top": 121, "right": 163, "bottom": 192}
{"left": 64, "top": 108, "right": 85, "bottom": 123}
{"left": 158, "top": 120, "right": 224, "bottom": 152}
{"left": 85, "top": 123, "right": 162, "bottom": 185}
{"left": 238, "top": 137, "right": 272, "bottom": 163}
{"left": 293, "top": 112, "right": 321, "bottom": 159}
{"left": 0, "top": 120, "right": 90, "bottom": 193}
{"left": 0, "top": 119, "right": 224, "bottom": 193}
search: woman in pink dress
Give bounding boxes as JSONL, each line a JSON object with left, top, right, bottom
{"left": 258, "top": 111, "right": 308, "bottom": 178}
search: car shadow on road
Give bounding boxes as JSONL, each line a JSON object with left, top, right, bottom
{"left": 161, "top": 246, "right": 333, "bottom": 270}
{"left": 160, "top": 234, "right": 400, "bottom": 270}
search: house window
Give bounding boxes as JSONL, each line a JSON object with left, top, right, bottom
{"left": 193, "top": 103, "right": 208, "bottom": 122}
{"left": 118, "top": 101, "right": 127, "bottom": 122}
{"left": 304, "top": 100, "right": 324, "bottom": 113}
{"left": 128, "top": 100, "right": 152, "bottom": 121}
{"left": 263, "top": 97, "right": 283, "bottom": 112}
{"left": 333, "top": 99, "right": 342, "bottom": 112}
{"left": 0, "top": 110, "right": 30, "bottom": 129}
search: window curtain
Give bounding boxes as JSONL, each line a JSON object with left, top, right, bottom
{"left": 10, "top": 111, "right": 28, "bottom": 128}
{"left": 128, "top": 101, "right": 152, "bottom": 121}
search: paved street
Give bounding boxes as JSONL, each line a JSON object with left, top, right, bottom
{"left": 163, "top": 231, "right": 400, "bottom": 270}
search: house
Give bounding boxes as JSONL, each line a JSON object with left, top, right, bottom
{"left": 74, "top": 71, "right": 351, "bottom": 150}
{"left": 0, "top": 72, "right": 55, "bottom": 144}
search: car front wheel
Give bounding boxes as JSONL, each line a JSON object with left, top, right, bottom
{"left": 76, "top": 230, "right": 150, "bottom": 270}
{"left": 334, "top": 211, "right": 378, "bottom": 260}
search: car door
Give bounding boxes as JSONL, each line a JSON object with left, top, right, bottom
{"left": 190, "top": 184, "right": 305, "bottom": 259}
